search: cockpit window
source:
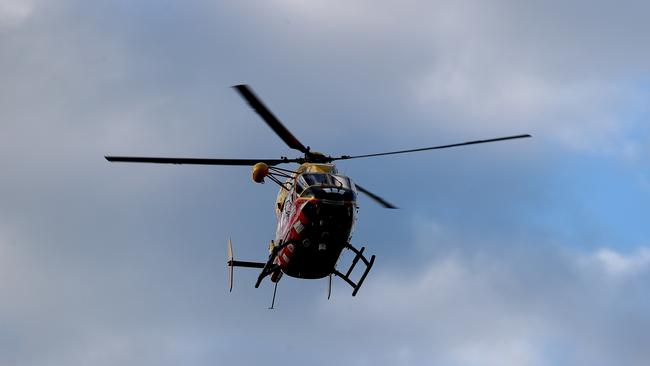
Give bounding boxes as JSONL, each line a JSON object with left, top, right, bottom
{"left": 303, "top": 173, "right": 328, "bottom": 187}
{"left": 297, "top": 173, "right": 354, "bottom": 194}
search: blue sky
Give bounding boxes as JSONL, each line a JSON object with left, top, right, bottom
{"left": 1, "top": 1, "right": 650, "bottom": 365}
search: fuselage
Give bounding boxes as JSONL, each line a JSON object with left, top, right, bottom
{"left": 272, "top": 163, "right": 357, "bottom": 279}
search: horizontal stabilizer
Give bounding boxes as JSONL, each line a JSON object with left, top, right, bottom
{"left": 228, "top": 260, "right": 265, "bottom": 268}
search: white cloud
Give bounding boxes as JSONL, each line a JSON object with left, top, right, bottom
{"left": 322, "top": 249, "right": 650, "bottom": 365}
{"left": 0, "top": 0, "right": 33, "bottom": 27}
{"left": 261, "top": 0, "right": 650, "bottom": 155}
{"left": 415, "top": 68, "right": 638, "bottom": 151}
{"left": 592, "top": 247, "right": 650, "bottom": 276}
{"left": 317, "top": 217, "right": 650, "bottom": 366}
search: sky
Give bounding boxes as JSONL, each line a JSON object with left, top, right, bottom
{"left": 1, "top": 0, "right": 650, "bottom": 365}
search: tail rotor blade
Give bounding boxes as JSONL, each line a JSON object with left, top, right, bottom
{"left": 228, "top": 238, "right": 234, "bottom": 292}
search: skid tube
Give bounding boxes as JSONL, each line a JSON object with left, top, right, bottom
{"left": 333, "top": 243, "right": 375, "bottom": 296}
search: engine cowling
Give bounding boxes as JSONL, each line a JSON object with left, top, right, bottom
{"left": 252, "top": 162, "right": 269, "bottom": 183}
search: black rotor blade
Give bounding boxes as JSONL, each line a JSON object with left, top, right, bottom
{"left": 105, "top": 156, "right": 297, "bottom": 166}
{"left": 332, "top": 134, "right": 532, "bottom": 161}
{"left": 355, "top": 183, "right": 397, "bottom": 209}
{"left": 233, "top": 84, "right": 309, "bottom": 154}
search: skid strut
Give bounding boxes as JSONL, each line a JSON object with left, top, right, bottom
{"left": 269, "top": 282, "right": 279, "bottom": 309}
{"left": 333, "top": 244, "right": 376, "bottom": 296}
{"left": 254, "top": 241, "right": 290, "bottom": 288}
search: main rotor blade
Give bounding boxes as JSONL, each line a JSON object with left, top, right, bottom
{"left": 355, "top": 183, "right": 397, "bottom": 209}
{"left": 105, "top": 156, "right": 297, "bottom": 166}
{"left": 332, "top": 134, "right": 532, "bottom": 161}
{"left": 233, "top": 84, "right": 309, "bottom": 154}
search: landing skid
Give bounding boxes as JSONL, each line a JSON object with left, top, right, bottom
{"left": 228, "top": 239, "right": 375, "bottom": 306}
{"left": 333, "top": 243, "right": 375, "bottom": 296}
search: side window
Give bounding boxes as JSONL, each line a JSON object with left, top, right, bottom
{"left": 283, "top": 190, "right": 294, "bottom": 217}
{"left": 296, "top": 175, "right": 308, "bottom": 194}
{"left": 332, "top": 175, "right": 352, "bottom": 189}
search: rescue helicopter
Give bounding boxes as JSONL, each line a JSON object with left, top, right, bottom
{"left": 105, "top": 84, "right": 531, "bottom": 308}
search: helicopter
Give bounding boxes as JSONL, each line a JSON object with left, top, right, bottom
{"left": 106, "top": 84, "right": 531, "bottom": 308}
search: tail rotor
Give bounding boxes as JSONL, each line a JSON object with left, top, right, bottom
{"left": 227, "top": 238, "right": 234, "bottom": 292}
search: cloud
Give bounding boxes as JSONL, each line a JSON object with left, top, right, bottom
{"left": 415, "top": 67, "right": 636, "bottom": 150}
{"left": 320, "top": 222, "right": 650, "bottom": 366}
{"left": 1, "top": 1, "right": 650, "bottom": 366}
{"left": 0, "top": 0, "right": 33, "bottom": 27}
{"left": 591, "top": 247, "right": 650, "bottom": 276}
{"left": 256, "top": 0, "right": 650, "bottom": 155}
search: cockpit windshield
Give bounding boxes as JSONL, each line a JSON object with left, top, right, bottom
{"left": 296, "top": 173, "right": 354, "bottom": 194}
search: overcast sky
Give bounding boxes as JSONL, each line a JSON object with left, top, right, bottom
{"left": 1, "top": 1, "right": 650, "bottom": 365}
